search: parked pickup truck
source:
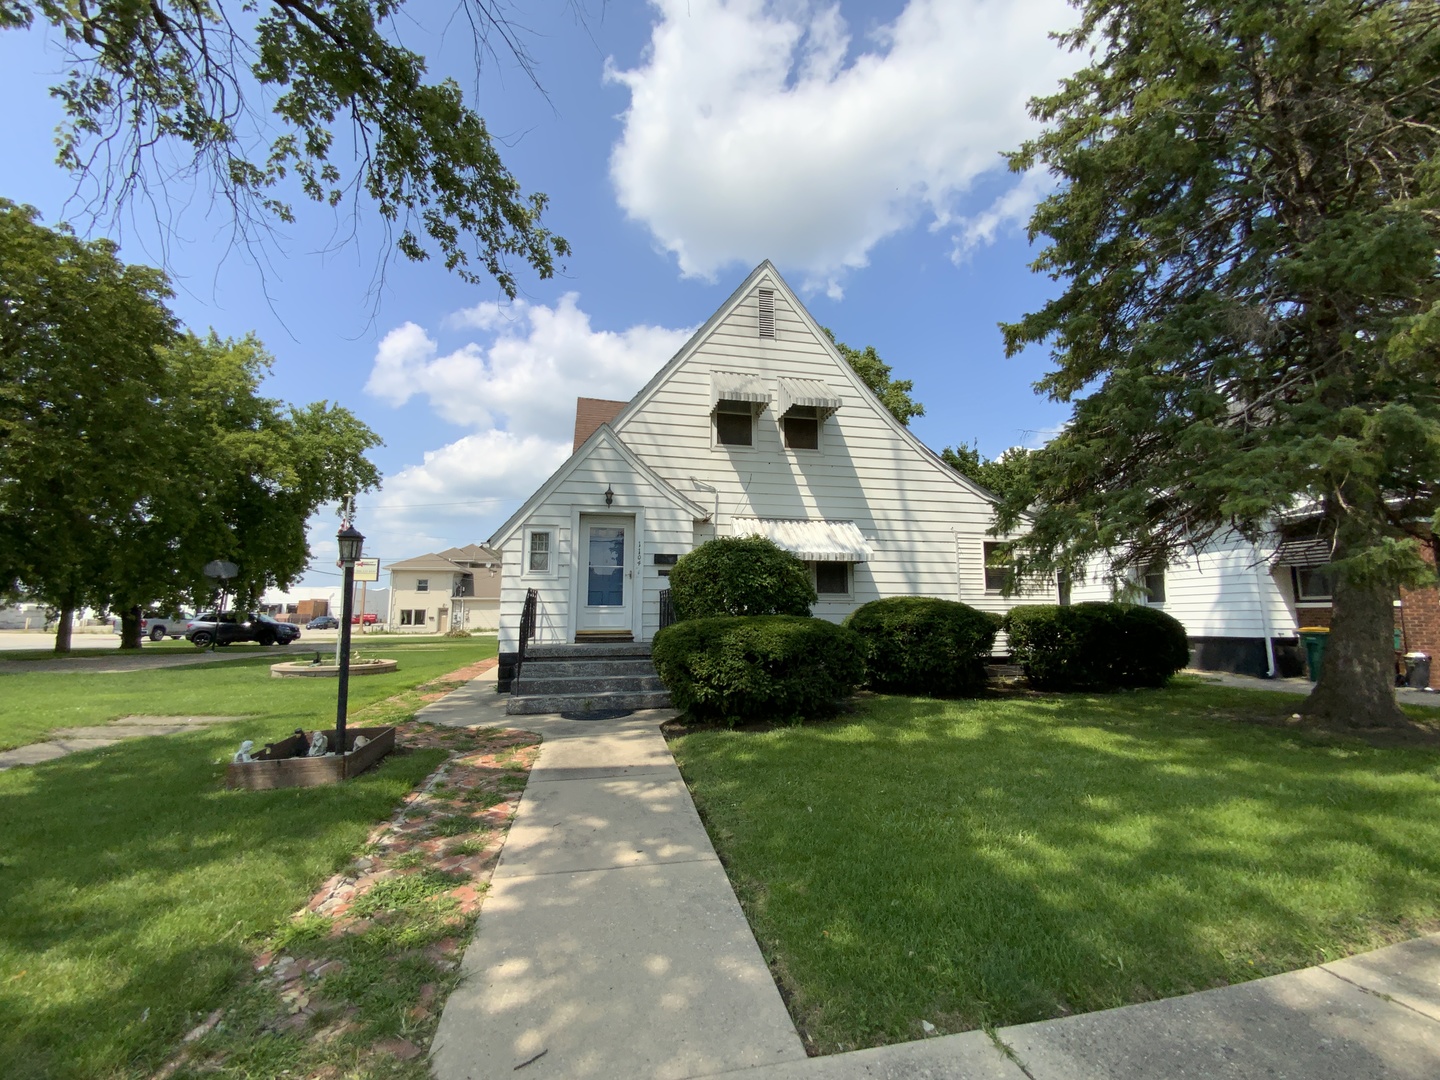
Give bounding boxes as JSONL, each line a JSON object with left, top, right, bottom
{"left": 351, "top": 612, "right": 380, "bottom": 625}
{"left": 113, "top": 612, "right": 191, "bottom": 642}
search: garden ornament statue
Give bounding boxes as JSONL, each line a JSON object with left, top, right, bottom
{"left": 307, "top": 733, "right": 328, "bottom": 757}
{"left": 292, "top": 729, "right": 310, "bottom": 754}
{"left": 232, "top": 741, "right": 254, "bottom": 763}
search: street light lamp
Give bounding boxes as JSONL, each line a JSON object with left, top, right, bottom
{"left": 335, "top": 524, "right": 365, "bottom": 757}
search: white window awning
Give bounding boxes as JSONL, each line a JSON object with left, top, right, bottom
{"left": 1271, "top": 538, "right": 1332, "bottom": 569}
{"left": 733, "top": 517, "right": 874, "bottom": 562}
{"left": 777, "top": 377, "right": 841, "bottom": 417}
{"left": 711, "top": 371, "right": 769, "bottom": 409}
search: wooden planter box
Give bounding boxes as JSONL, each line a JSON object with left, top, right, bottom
{"left": 225, "top": 726, "right": 396, "bottom": 790}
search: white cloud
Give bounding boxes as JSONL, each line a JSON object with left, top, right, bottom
{"left": 364, "top": 293, "right": 691, "bottom": 444}
{"left": 356, "top": 294, "right": 692, "bottom": 559}
{"left": 949, "top": 167, "right": 1056, "bottom": 261}
{"left": 607, "top": 0, "right": 1077, "bottom": 291}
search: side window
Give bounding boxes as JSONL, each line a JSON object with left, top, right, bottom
{"left": 1056, "top": 569, "right": 1072, "bottom": 607}
{"left": 1293, "top": 565, "right": 1333, "bottom": 602}
{"left": 527, "top": 530, "right": 552, "bottom": 574}
{"left": 715, "top": 403, "right": 754, "bottom": 447}
{"left": 1143, "top": 565, "right": 1166, "bottom": 604}
{"left": 983, "top": 542, "right": 1013, "bottom": 593}
{"left": 415, "top": 578, "right": 429, "bottom": 592}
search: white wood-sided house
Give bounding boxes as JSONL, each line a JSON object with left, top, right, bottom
{"left": 488, "top": 261, "right": 1056, "bottom": 671}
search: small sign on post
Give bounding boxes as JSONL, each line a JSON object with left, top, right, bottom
{"left": 354, "top": 558, "right": 380, "bottom": 583}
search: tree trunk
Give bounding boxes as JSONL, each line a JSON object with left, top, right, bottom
{"left": 1301, "top": 576, "right": 1405, "bottom": 728}
{"left": 53, "top": 604, "right": 74, "bottom": 653}
{"left": 118, "top": 605, "right": 144, "bottom": 650}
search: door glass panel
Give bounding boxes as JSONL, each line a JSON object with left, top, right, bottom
{"left": 587, "top": 526, "right": 625, "bottom": 607}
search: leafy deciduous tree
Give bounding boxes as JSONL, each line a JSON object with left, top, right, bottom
{"left": 823, "top": 328, "right": 926, "bottom": 426}
{"left": 998, "top": 0, "right": 1440, "bottom": 726}
{"left": 0, "top": 0, "right": 569, "bottom": 295}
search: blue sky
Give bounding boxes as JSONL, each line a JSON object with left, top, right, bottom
{"left": 0, "top": 0, "right": 1078, "bottom": 584}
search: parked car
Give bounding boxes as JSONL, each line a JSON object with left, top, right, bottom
{"left": 113, "top": 612, "right": 191, "bottom": 641}
{"left": 351, "top": 612, "right": 380, "bottom": 625}
{"left": 186, "top": 611, "right": 301, "bottom": 647}
{"left": 306, "top": 615, "right": 339, "bottom": 629}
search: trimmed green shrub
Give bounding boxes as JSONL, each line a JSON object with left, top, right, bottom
{"left": 652, "top": 615, "right": 865, "bottom": 723}
{"left": 669, "top": 536, "right": 816, "bottom": 619}
{"left": 1002, "top": 602, "right": 1190, "bottom": 690}
{"left": 845, "top": 597, "right": 1001, "bottom": 698}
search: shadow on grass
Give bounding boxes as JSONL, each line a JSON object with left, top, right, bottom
{"left": 670, "top": 683, "right": 1440, "bottom": 1051}
{"left": 0, "top": 721, "right": 446, "bottom": 1080}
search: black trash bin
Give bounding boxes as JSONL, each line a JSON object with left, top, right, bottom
{"left": 1404, "top": 652, "right": 1431, "bottom": 690}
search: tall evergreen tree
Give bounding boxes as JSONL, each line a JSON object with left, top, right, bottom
{"left": 998, "top": 0, "right": 1440, "bottom": 726}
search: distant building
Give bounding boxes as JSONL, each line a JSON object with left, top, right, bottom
{"left": 261, "top": 584, "right": 389, "bottom": 625}
{"left": 387, "top": 544, "right": 501, "bottom": 632}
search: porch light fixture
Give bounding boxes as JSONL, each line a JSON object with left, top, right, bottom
{"left": 335, "top": 523, "right": 366, "bottom": 757}
{"left": 604, "top": 484, "right": 614, "bottom": 506}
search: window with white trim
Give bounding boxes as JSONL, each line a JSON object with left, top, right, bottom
{"left": 415, "top": 578, "right": 429, "bottom": 592}
{"left": 783, "top": 405, "right": 820, "bottom": 450}
{"left": 400, "top": 609, "right": 427, "bottom": 626}
{"left": 1142, "top": 565, "right": 1167, "bottom": 604}
{"left": 1293, "top": 565, "right": 1334, "bottom": 603}
{"left": 527, "top": 530, "right": 552, "bottom": 574}
{"left": 715, "top": 402, "right": 754, "bottom": 447}
{"left": 983, "top": 542, "right": 1013, "bottom": 593}
{"left": 812, "top": 561, "right": 851, "bottom": 597}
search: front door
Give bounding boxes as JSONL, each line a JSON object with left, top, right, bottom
{"left": 577, "top": 515, "right": 634, "bottom": 634}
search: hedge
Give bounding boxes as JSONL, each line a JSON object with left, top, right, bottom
{"left": 668, "top": 536, "right": 815, "bottom": 620}
{"left": 1002, "top": 602, "right": 1190, "bottom": 690}
{"left": 845, "top": 596, "right": 1000, "bottom": 698}
{"left": 651, "top": 615, "right": 865, "bottom": 723}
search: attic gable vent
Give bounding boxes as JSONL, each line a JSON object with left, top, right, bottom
{"left": 757, "top": 288, "right": 775, "bottom": 339}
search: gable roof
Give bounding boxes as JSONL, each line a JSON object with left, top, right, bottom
{"left": 437, "top": 543, "right": 501, "bottom": 566}
{"left": 572, "top": 397, "right": 628, "bottom": 452}
{"left": 605, "top": 260, "right": 999, "bottom": 505}
{"left": 488, "top": 423, "right": 709, "bottom": 548}
{"left": 386, "top": 553, "right": 470, "bottom": 573}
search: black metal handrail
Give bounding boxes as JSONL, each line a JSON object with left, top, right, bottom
{"left": 515, "top": 587, "right": 539, "bottom": 686}
{"left": 658, "top": 588, "right": 676, "bottom": 631}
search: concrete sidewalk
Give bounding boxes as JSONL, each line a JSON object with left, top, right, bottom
{"left": 425, "top": 677, "right": 1440, "bottom": 1079}
{"left": 1195, "top": 670, "right": 1440, "bottom": 708}
{"left": 425, "top": 682, "right": 805, "bottom": 1079}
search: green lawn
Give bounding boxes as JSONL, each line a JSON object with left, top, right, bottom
{"left": 668, "top": 682, "right": 1440, "bottom": 1053}
{"left": 0, "top": 639, "right": 490, "bottom": 750}
{"left": 0, "top": 638, "right": 495, "bottom": 1078}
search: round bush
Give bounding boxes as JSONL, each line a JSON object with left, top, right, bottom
{"left": 845, "top": 597, "right": 1000, "bottom": 698}
{"left": 651, "top": 615, "right": 865, "bottom": 723}
{"left": 1002, "top": 602, "right": 1189, "bottom": 690}
{"left": 669, "top": 536, "right": 815, "bottom": 620}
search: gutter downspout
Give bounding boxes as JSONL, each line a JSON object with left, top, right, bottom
{"left": 1253, "top": 544, "right": 1278, "bottom": 678}
{"left": 690, "top": 478, "right": 719, "bottom": 524}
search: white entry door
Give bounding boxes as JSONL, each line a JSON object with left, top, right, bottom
{"left": 577, "top": 515, "right": 634, "bottom": 633}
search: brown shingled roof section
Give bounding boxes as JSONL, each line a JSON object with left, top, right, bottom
{"left": 573, "top": 397, "right": 628, "bottom": 451}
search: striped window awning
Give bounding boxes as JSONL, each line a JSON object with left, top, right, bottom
{"left": 1271, "top": 538, "right": 1333, "bottom": 569}
{"left": 733, "top": 517, "right": 874, "bottom": 562}
{"left": 711, "top": 371, "right": 769, "bottom": 409}
{"left": 777, "top": 377, "right": 841, "bottom": 417}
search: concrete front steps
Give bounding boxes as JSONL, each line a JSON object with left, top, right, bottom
{"left": 507, "top": 642, "right": 671, "bottom": 715}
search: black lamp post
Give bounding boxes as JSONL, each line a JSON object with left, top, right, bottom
{"left": 336, "top": 523, "right": 365, "bottom": 755}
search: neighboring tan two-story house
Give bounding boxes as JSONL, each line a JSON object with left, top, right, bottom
{"left": 487, "top": 261, "right": 1055, "bottom": 666}
{"left": 387, "top": 544, "right": 502, "bottom": 632}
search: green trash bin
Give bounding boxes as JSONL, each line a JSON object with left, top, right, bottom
{"left": 1299, "top": 627, "right": 1329, "bottom": 681}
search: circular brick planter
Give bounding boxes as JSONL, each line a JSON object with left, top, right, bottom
{"left": 270, "top": 658, "right": 399, "bottom": 678}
